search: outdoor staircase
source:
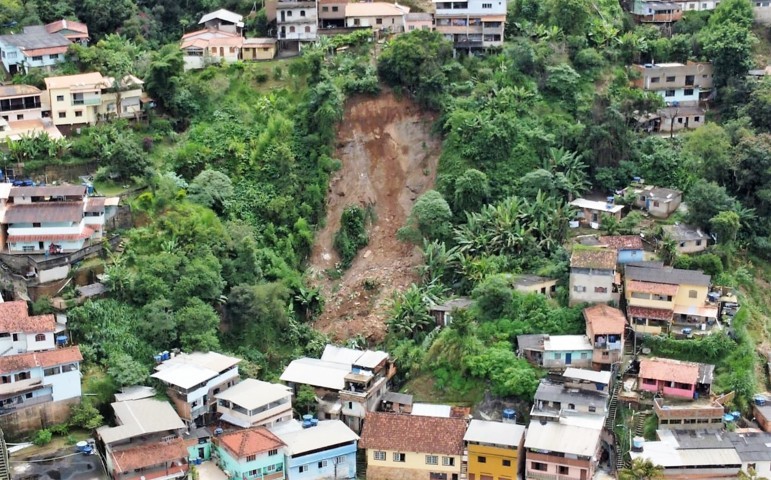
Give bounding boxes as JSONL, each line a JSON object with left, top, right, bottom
{"left": 605, "top": 376, "right": 622, "bottom": 430}
{"left": 634, "top": 411, "right": 651, "bottom": 438}
{"left": 0, "top": 428, "right": 10, "bottom": 480}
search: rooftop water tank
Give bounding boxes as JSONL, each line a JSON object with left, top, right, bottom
{"left": 56, "top": 335, "right": 67, "bottom": 346}
{"left": 632, "top": 437, "right": 644, "bottom": 452}
{"left": 755, "top": 395, "right": 767, "bottom": 406}
{"left": 502, "top": 409, "right": 516, "bottom": 423}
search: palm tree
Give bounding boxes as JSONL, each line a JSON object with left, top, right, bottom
{"left": 295, "top": 286, "right": 323, "bottom": 322}
{"left": 618, "top": 458, "right": 664, "bottom": 480}
{"left": 738, "top": 467, "right": 769, "bottom": 480}
{"left": 387, "top": 284, "right": 439, "bottom": 339}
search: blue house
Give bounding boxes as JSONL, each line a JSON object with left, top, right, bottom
{"left": 270, "top": 420, "right": 359, "bottom": 480}
{"left": 598, "top": 235, "right": 644, "bottom": 264}
{"left": 214, "top": 427, "right": 286, "bottom": 480}
{"left": 0, "top": 30, "right": 71, "bottom": 74}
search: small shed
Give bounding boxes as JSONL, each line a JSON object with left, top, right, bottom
{"left": 512, "top": 275, "right": 558, "bottom": 296}
{"left": 428, "top": 297, "right": 473, "bottom": 327}
{"left": 381, "top": 391, "right": 413, "bottom": 414}
{"left": 663, "top": 224, "right": 708, "bottom": 254}
{"left": 242, "top": 38, "right": 277, "bottom": 61}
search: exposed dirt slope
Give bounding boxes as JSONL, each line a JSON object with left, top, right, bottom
{"left": 309, "top": 90, "right": 441, "bottom": 343}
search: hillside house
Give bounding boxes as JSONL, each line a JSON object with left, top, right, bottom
{"left": 433, "top": 0, "right": 506, "bottom": 50}
{"left": 464, "top": 420, "right": 526, "bottom": 480}
{"left": 659, "top": 106, "right": 706, "bottom": 132}
{"left": 318, "top": 0, "right": 349, "bottom": 28}
{"left": 198, "top": 9, "right": 244, "bottom": 34}
{"left": 512, "top": 275, "right": 558, "bottom": 296}
{"left": 654, "top": 393, "right": 731, "bottom": 431}
{"left": 569, "top": 198, "right": 624, "bottom": 228}
{"left": 0, "top": 85, "right": 58, "bottom": 140}
{"left": 360, "top": 412, "right": 466, "bottom": 480}
{"left": 632, "top": 62, "right": 713, "bottom": 105}
{"left": 524, "top": 422, "right": 603, "bottom": 480}
{"left": 584, "top": 304, "right": 626, "bottom": 367}
{"left": 0, "top": 30, "right": 70, "bottom": 74}
{"left": 0, "top": 301, "right": 57, "bottom": 355}
{"left": 531, "top": 369, "right": 611, "bottom": 421}
{"left": 568, "top": 247, "right": 618, "bottom": 306}
{"left": 280, "top": 345, "right": 395, "bottom": 433}
{"left": 405, "top": 12, "right": 433, "bottom": 31}
{"left": 663, "top": 224, "right": 709, "bottom": 254}
{"left": 151, "top": 351, "right": 241, "bottom": 427}
{"left": 597, "top": 235, "right": 644, "bottom": 264}
{"left": 627, "top": 184, "right": 683, "bottom": 218}
{"left": 639, "top": 357, "right": 714, "bottom": 400}
{"left": 344, "top": 2, "right": 410, "bottom": 33}
{"left": 215, "top": 378, "right": 292, "bottom": 428}
{"left": 630, "top": 0, "right": 683, "bottom": 22}
{"left": 35, "top": 19, "right": 89, "bottom": 44}
{"left": 180, "top": 29, "right": 243, "bottom": 70}
{"left": 516, "top": 334, "right": 593, "bottom": 369}
{"left": 625, "top": 264, "right": 715, "bottom": 336}
{"left": 270, "top": 419, "right": 359, "bottom": 480}
{"left": 242, "top": 38, "right": 277, "bottom": 61}
{"left": 381, "top": 391, "right": 413, "bottom": 414}
{"left": 428, "top": 297, "right": 473, "bottom": 327}
{"left": 97, "top": 399, "right": 189, "bottom": 480}
{"left": 275, "top": 0, "right": 319, "bottom": 49}
{"left": 214, "top": 427, "right": 287, "bottom": 480}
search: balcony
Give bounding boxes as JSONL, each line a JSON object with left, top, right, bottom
{"left": 276, "top": 1, "right": 316, "bottom": 7}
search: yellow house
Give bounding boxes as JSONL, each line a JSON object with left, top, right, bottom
{"left": 360, "top": 411, "right": 466, "bottom": 480}
{"left": 464, "top": 420, "right": 525, "bottom": 480}
{"left": 45, "top": 72, "right": 105, "bottom": 128}
{"left": 242, "top": 38, "right": 277, "bottom": 61}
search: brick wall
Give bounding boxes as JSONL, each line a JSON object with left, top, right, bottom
{"left": 0, "top": 397, "right": 80, "bottom": 439}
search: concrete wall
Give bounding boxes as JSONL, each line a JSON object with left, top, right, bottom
{"left": 467, "top": 444, "right": 520, "bottom": 480}
{"left": 0, "top": 397, "right": 79, "bottom": 438}
{"left": 366, "top": 449, "right": 461, "bottom": 480}
{"left": 286, "top": 442, "right": 357, "bottom": 480}
{"left": 675, "top": 239, "right": 707, "bottom": 254}
{"left": 38, "top": 264, "right": 70, "bottom": 283}
{"left": 569, "top": 272, "right": 614, "bottom": 306}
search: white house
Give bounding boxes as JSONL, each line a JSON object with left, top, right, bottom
{"left": 215, "top": 378, "right": 293, "bottom": 428}
{"left": 0, "top": 301, "right": 57, "bottom": 356}
{"left": 433, "top": 0, "right": 506, "bottom": 49}
{"left": 344, "top": 2, "right": 410, "bottom": 32}
{"left": 0, "top": 346, "right": 83, "bottom": 411}
{"left": 276, "top": 0, "right": 318, "bottom": 47}
{"left": 0, "top": 31, "right": 71, "bottom": 74}
{"left": 151, "top": 351, "right": 241, "bottom": 427}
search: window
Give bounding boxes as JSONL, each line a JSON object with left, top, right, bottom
{"left": 426, "top": 455, "right": 438, "bottom": 465}
{"left": 58, "top": 112, "right": 66, "bottom": 118}
{"left": 554, "top": 353, "right": 562, "bottom": 359}
{"left": 393, "top": 452, "right": 406, "bottom": 462}
{"left": 409, "top": 25, "right": 415, "bottom": 30}
{"left": 689, "top": 290, "right": 697, "bottom": 298}
{"left": 580, "top": 352, "right": 588, "bottom": 359}
{"left": 49, "top": 54, "right": 59, "bottom": 60}
{"left": 558, "top": 466, "right": 570, "bottom": 475}
{"left": 442, "top": 457, "right": 455, "bottom": 466}
{"left": 695, "top": 239, "right": 702, "bottom": 246}
{"left": 75, "top": 111, "right": 83, "bottom": 117}
{"left": 289, "top": 26, "right": 296, "bottom": 32}
{"left": 653, "top": 201, "right": 660, "bottom": 207}
{"left": 666, "top": 76, "right": 676, "bottom": 82}
{"left": 684, "top": 88, "right": 694, "bottom": 95}
{"left": 265, "top": 465, "right": 276, "bottom": 473}
{"left": 318, "top": 460, "right": 327, "bottom": 468}
{"left": 594, "top": 286, "right": 608, "bottom": 293}
{"left": 25, "top": 392, "right": 33, "bottom": 399}
{"left": 300, "top": 9, "right": 306, "bottom": 16}
{"left": 502, "top": 460, "right": 511, "bottom": 467}
{"left": 32, "top": 56, "right": 42, "bottom": 61}
{"left": 299, "top": 465, "right": 309, "bottom": 473}
{"left": 531, "top": 462, "right": 547, "bottom": 472}
{"left": 376, "top": 18, "right": 383, "bottom": 24}
{"left": 650, "top": 77, "right": 660, "bottom": 83}
{"left": 287, "top": 10, "right": 293, "bottom": 16}
{"left": 354, "top": 19, "right": 360, "bottom": 25}
{"left": 335, "top": 456, "right": 345, "bottom": 464}
{"left": 16, "top": 114, "right": 23, "bottom": 120}
{"left": 678, "top": 117, "right": 684, "bottom": 124}
{"left": 322, "top": 5, "right": 328, "bottom": 10}
{"left": 305, "top": 26, "right": 311, "bottom": 32}
{"left": 374, "top": 451, "right": 386, "bottom": 461}
{"left": 694, "top": 116, "right": 701, "bottom": 122}
{"left": 482, "top": 2, "right": 492, "bottom": 6}
{"left": 35, "top": 334, "right": 45, "bottom": 342}
{"left": 602, "top": 351, "right": 609, "bottom": 357}
{"left": 43, "top": 366, "right": 60, "bottom": 376}
{"left": 588, "top": 406, "right": 597, "bottom": 413}
{"left": 477, "top": 456, "right": 486, "bottom": 463}
{"left": 268, "top": 449, "right": 278, "bottom": 456}
{"left": 332, "top": 6, "right": 339, "bottom": 10}
{"left": 247, "top": 455, "right": 256, "bottom": 462}
{"left": 573, "top": 286, "right": 586, "bottom": 293}
{"left": 665, "top": 90, "right": 676, "bottom": 97}
{"left": 568, "top": 403, "right": 576, "bottom": 410}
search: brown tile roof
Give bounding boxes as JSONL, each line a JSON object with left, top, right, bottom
{"left": 583, "top": 304, "right": 625, "bottom": 334}
{"left": 0, "top": 346, "right": 82, "bottom": 373}
{"left": 110, "top": 437, "right": 188, "bottom": 473}
{"left": 639, "top": 358, "right": 701, "bottom": 385}
{"left": 627, "top": 306, "right": 673, "bottom": 320}
{"left": 359, "top": 412, "right": 466, "bottom": 456}
{"left": 570, "top": 248, "right": 617, "bottom": 270}
{"left": 4, "top": 203, "right": 84, "bottom": 224}
{"left": 85, "top": 197, "right": 105, "bottom": 212}
{"left": 10, "top": 185, "right": 86, "bottom": 198}
{"left": 0, "top": 301, "right": 54, "bottom": 333}
{"left": 44, "top": 72, "right": 105, "bottom": 90}
{"left": 0, "top": 85, "right": 41, "bottom": 97}
{"left": 217, "top": 427, "right": 284, "bottom": 458}
{"left": 21, "top": 46, "right": 69, "bottom": 57}
{"left": 627, "top": 280, "right": 678, "bottom": 296}
{"left": 45, "top": 19, "right": 89, "bottom": 35}
{"left": 8, "top": 226, "right": 94, "bottom": 243}
{"left": 598, "top": 235, "right": 643, "bottom": 250}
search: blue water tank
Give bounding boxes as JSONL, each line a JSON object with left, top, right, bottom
{"left": 56, "top": 335, "right": 67, "bottom": 346}
{"left": 755, "top": 395, "right": 767, "bottom": 406}
{"left": 502, "top": 408, "right": 515, "bottom": 419}
{"left": 310, "top": 418, "right": 319, "bottom": 427}
{"left": 195, "top": 458, "right": 202, "bottom": 465}
{"left": 162, "top": 351, "right": 170, "bottom": 360}
{"left": 154, "top": 354, "right": 162, "bottom": 363}
{"left": 302, "top": 414, "right": 314, "bottom": 428}
{"left": 82, "top": 182, "right": 94, "bottom": 195}
{"left": 723, "top": 414, "right": 735, "bottom": 423}
{"left": 693, "top": 391, "right": 699, "bottom": 400}
{"left": 731, "top": 411, "right": 741, "bottom": 420}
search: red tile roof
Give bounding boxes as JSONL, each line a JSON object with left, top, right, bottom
{"left": 627, "top": 306, "right": 673, "bottom": 320}
{"left": 110, "top": 437, "right": 188, "bottom": 473}
{"left": 583, "top": 304, "right": 625, "bottom": 334}
{"left": 360, "top": 412, "right": 466, "bottom": 456}
{"left": 217, "top": 427, "right": 284, "bottom": 458}
{"left": 598, "top": 235, "right": 643, "bottom": 250}
{"left": 571, "top": 248, "right": 617, "bottom": 270}
{"left": 85, "top": 197, "right": 105, "bottom": 212}
{"left": 627, "top": 280, "right": 678, "bottom": 296}
{"left": 0, "top": 301, "right": 55, "bottom": 333}
{"left": 45, "top": 19, "right": 89, "bottom": 35}
{"left": 0, "top": 346, "right": 82, "bottom": 373}
{"left": 639, "top": 358, "right": 699, "bottom": 385}
{"left": 21, "top": 46, "right": 69, "bottom": 57}
{"left": 4, "top": 202, "right": 84, "bottom": 224}
{"left": 8, "top": 227, "right": 94, "bottom": 243}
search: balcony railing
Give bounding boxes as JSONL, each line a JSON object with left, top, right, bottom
{"left": 72, "top": 97, "right": 101, "bottom": 106}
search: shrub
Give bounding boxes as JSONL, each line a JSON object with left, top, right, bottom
{"left": 142, "top": 137, "right": 154, "bottom": 152}
{"left": 255, "top": 72, "right": 269, "bottom": 83}
{"left": 32, "top": 429, "right": 52, "bottom": 446}
{"left": 49, "top": 423, "right": 69, "bottom": 436}
{"left": 334, "top": 205, "right": 369, "bottom": 268}
{"left": 70, "top": 400, "right": 104, "bottom": 430}
{"left": 273, "top": 65, "right": 284, "bottom": 80}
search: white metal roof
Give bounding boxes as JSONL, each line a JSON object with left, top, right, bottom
{"left": 152, "top": 352, "right": 240, "bottom": 389}
{"left": 524, "top": 421, "right": 602, "bottom": 457}
{"left": 321, "top": 345, "right": 365, "bottom": 365}
{"left": 114, "top": 386, "right": 156, "bottom": 402}
{"left": 198, "top": 9, "right": 244, "bottom": 26}
{"left": 543, "top": 335, "right": 592, "bottom": 352}
{"left": 630, "top": 442, "right": 742, "bottom": 468}
{"left": 98, "top": 399, "right": 184, "bottom": 444}
{"left": 215, "top": 378, "right": 291, "bottom": 410}
{"left": 270, "top": 420, "right": 359, "bottom": 456}
{"left": 563, "top": 368, "right": 612, "bottom": 385}
{"left": 463, "top": 420, "right": 525, "bottom": 447}
{"left": 411, "top": 403, "right": 452, "bottom": 418}
{"left": 570, "top": 198, "right": 624, "bottom": 214}
{"left": 280, "top": 357, "right": 350, "bottom": 390}
{"left": 354, "top": 350, "right": 389, "bottom": 369}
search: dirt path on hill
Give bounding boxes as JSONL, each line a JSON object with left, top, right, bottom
{"left": 308, "top": 90, "right": 441, "bottom": 343}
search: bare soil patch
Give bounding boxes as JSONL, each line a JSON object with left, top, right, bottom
{"left": 309, "top": 90, "right": 441, "bottom": 343}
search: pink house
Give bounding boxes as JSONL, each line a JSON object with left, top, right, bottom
{"left": 638, "top": 358, "right": 714, "bottom": 400}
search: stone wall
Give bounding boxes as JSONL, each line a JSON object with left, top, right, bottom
{"left": 0, "top": 398, "right": 80, "bottom": 439}
{"left": 367, "top": 465, "right": 430, "bottom": 480}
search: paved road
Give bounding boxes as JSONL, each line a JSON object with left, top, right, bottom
{"left": 11, "top": 450, "right": 106, "bottom": 480}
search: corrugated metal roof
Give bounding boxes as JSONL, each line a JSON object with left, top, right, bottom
{"left": 280, "top": 357, "right": 350, "bottom": 390}
{"left": 98, "top": 398, "right": 184, "bottom": 444}
{"left": 4, "top": 202, "right": 84, "bottom": 224}
{"left": 524, "top": 421, "right": 602, "bottom": 457}
{"left": 463, "top": 419, "right": 525, "bottom": 447}
{"left": 270, "top": 419, "right": 359, "bottom": 456}
{"left": 215, "top": 378, "right": 291, "bottom": 410}
{"left": 563, "top": 368, "right": 611, "bottom": 385}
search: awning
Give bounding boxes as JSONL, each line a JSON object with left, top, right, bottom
{"left": 480, "top": 15, "right": 506, "bottom": 21}
{"left": 218, "top": 413, "right": 252, "bottom": 429}
{"left": 673, "top": 304, "right": 718, "bottom": 319}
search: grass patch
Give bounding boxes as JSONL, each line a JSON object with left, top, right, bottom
{"left": 401, "top": 373, "right": 485, "bottom": 405}
{"left": 93, "top": 179, "right": 137, "bottom": 196}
